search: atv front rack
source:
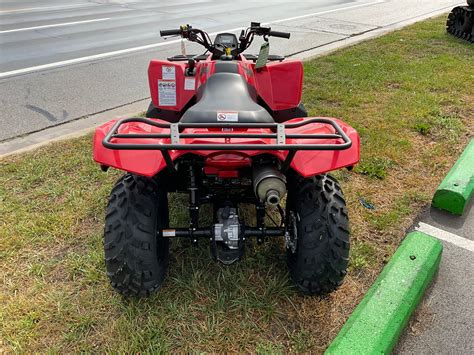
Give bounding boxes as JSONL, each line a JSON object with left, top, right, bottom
{"left": 102, "top": 117, "right": 352, "bottom": 171}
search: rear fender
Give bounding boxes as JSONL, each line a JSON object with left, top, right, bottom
{"left": 93, "top": 117, "right": 360, "bottom": 178}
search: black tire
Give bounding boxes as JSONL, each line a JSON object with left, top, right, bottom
{"left": 104, "top": 173, "right": 169, "bottom": 297}
{"left": 286, "top": 174, "right": 350, "bottom": 295}
{"left": 447, "top": 6, "right": 474, "bottom": 43}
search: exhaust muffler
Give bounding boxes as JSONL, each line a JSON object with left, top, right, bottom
{"left": 253, "top": 166, "right": 286, "bottom": 206}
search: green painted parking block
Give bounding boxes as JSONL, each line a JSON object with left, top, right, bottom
{"left": 432, "top": 139, "right": 474, "bottom": 215}
{"left": 325, "top": 232, "right": 442, "bottom": 355}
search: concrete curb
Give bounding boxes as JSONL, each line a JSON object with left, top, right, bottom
{"left": 432, "top": 139, "right": 474, "bottom": 215}
{"left": 325, "top": 232, "right": 443, "bottom": 355}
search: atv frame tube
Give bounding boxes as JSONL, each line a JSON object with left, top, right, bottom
{"left": 161, "top": 227, "right": 284, "bottom": 238}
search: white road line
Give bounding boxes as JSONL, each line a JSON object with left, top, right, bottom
{"left": 0, "top": 18, "right": 111, "bottom": 34}
{"left": 416, "top": 222, "right": 474, "bottom": 253}
{"left": 0, "top": 27, "right": 235, "bottom": 79}
{"left": 0, "top": 3, "right": 98, "bottom": 15}
{"left": 0, "top": 0, "right": 383, "bottom": 79}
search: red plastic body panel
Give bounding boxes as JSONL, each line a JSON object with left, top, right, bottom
{"left": 253, "top": 59, "right": 303, "bottom": 111}
{"left": 93, "top": 117, "right": 360, "bottom": 178}
{"left": 148, "top": 57, "right": 303, "bottom": 112}
{"left": 99, "top": 57, "right": 358, "bottom": 178}
{"left": 194, "top": 60, "right": 213, "bottom": 89}
{"left": 148, "top": 60, "right": 196, "bottom": 111}
{"left": 194, "top": 58, "right": 256, "bottom": 91}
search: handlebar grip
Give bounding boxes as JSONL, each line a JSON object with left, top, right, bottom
{"left": 160, "top": 29, "right": 182, "bottom": 36}
{"left": 268, "top": 30, "right": 290, "bottom": 39}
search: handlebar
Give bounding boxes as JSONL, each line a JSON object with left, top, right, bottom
{"left": 159, "top": 22, "right": 290, "bottom": 57}
{"left": 268, "top": 30, "right": 290, "bottom": 39}
{"left": 160, "top": 29, "right": 182, "bottom": 36}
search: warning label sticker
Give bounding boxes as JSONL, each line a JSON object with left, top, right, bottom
{"left": 162, "top": 66, "right": 175, "bottom": 80}
{"left": 184, "top": 77, "right": 195, "bottom": 91}
{"left": 217, "top": 112, "right": 238, "bottom": 122}
{"left": 158, "top": 80, "right": 176, "bottom": 106}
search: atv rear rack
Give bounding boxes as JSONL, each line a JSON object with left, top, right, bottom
{"left": 102, "top": 117, "right": 352, "bottom": 171}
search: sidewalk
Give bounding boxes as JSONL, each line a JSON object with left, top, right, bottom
{"left": 396, "top": 202, "right": 474, "bottom": 353}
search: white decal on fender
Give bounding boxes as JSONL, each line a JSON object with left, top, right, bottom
{"left": 158, "top": 80, "right": 176, "bottom": 106}
{"left": 162, "top": 66, "right": 175, "bottom": 80}
{"left": 184, "top": 77, "right": 195, "bottom": 90}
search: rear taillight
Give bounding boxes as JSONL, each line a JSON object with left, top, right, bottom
{"left": 205, "top": 152, "right": 251, "bottom": 169}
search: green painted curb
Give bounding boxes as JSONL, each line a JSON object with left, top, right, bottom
{"left": 432, "top": 139, "right": 474, "bottom": 215}
{"left": 325, "top": 232, "right": 442, "bottom": 355}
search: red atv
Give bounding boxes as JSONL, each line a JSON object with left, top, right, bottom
{"left": 93, "top": 23, "right": 360, "bottom": 297}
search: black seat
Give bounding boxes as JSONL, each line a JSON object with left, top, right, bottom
{"left": 180, "top": 72, "right": 274, "bottom": 124}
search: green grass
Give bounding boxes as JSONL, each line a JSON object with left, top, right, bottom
{"left": 354, "top": 157, "right": 393, "bottom": 179}
{"left": 1, "top": 17, "right": 473, "bottom": 353}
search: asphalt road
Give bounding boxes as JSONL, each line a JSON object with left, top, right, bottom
{"left": 0, "top": 0, "right": 461, "bottom": 141}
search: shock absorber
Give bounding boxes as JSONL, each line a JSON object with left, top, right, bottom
{"left": 188, "top": 165, "right": 199, "bottom": 243}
